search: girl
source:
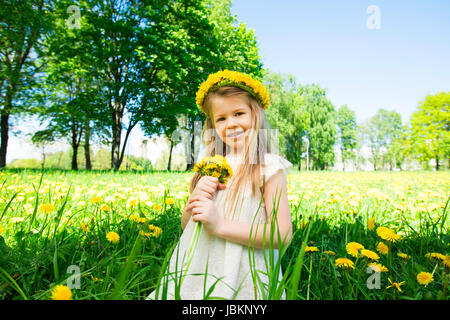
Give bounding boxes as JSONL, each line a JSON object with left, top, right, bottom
{"left": 148, "top": 70, "right": 293, "bottom": 300}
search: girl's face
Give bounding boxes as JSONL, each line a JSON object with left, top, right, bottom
{"left": 210, "top": 95, "right": 253, "bottom": 155}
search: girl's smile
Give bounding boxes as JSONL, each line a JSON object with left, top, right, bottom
{"left": 227, "top": 131, "right": 244, "bottom": 139}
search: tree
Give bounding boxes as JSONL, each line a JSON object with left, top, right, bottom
{"left": 0, "top": 0, "right": 53, "bottom": 168}
{"left": 409, "top": 91, "right": 449, "bottom": 171}
{"left": 177, "top": 0, "right": 264, "bottom": 171}
{"left": 36, "top": 1, "right": 111, "bottom": 170}
{"left": 388, "top": 123, "right": 413, "bottom": 171}
{"left": 36, "top": 47, "right": 106, "bottom": 170}
{"left": 137, "top": 0, "right": 221, "bottom": 172}
{"left": 30, "top": 128, "right": 55, "bottom": 168}
{"left": 336, "top": 105, "right": 358, "bottom": 171}
{"left": 365, "top": 109, "right": 402, "bottom": 170}
{"left": 264, "top": 70, "right": 310, "bottom": 170}
{"left": 72, "top": 0, "right": 234, "bottom": 171}
{"left": 355, "top": 122, "right": 368, "bottom": 170}
{"left": 302, "top": 84, "right": 336, "bottom": 170}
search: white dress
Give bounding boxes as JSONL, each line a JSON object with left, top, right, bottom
{"left": 147, "top": 152, "right": 293, "bottom": 300}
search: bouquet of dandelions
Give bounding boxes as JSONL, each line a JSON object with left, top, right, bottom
{"left": 181, "top": 155, "right": 232, "bottom": 285}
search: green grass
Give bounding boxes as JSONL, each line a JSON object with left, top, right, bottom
{"left": 0, "top": 168, "right": 448, "bottom": 300}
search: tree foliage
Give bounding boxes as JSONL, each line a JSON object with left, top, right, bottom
{"left": 409, "top": 91, "right": 449, "bottom": 170}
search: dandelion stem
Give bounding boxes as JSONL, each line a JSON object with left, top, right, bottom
{"left": 306, "top": 257, "right": 312, "bottom": 300}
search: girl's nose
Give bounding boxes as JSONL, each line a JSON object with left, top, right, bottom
{"left": 225, "top": 117, "right": 238, "bottom": 128}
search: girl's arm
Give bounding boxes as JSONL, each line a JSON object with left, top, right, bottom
{"left": 215, "top": 170, "right": 293, "bottom": 249}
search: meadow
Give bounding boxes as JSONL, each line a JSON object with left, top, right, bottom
{"left": 0, "top": 168, "right": 448, "bottom": 300}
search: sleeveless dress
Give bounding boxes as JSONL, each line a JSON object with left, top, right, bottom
{"left": 147, "top": 152, "right": 293, "bottom": 300}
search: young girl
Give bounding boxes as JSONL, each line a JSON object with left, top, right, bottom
{"left": 147, "top": 70, "right": 293, "bottom": 300}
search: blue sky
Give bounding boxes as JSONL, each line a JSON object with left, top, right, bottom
{"left": 230, "top": 0, "right": 450, "bottom": 124}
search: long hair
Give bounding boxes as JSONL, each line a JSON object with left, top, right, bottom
{"left": 189, "top": 86, "right": 273, "bottom": 221}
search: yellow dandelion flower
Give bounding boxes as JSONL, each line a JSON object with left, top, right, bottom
{"left": 165, "top": 198, "right": 175, "bottom": 205}
{"left": 90, "top": 275, "right": 103, "bottom": 282}
{"left": 100, "top": 204, "right": 111, "bottom": 212}
{"left": 397, "top": 252, "right": 411, "bottom": 260}
{"left": 305, "top": 246, "right": 319, "bottom": 253}
{"left": 153, "top": 204, "right": 162, "bottom": 211}
{"left": 376, "top": 226, "right": 401, "bottom": 243}
{"left": 193, "top": 155, "right": 233, "bottom": 185}
{"left": 367, "top": 218, "right": 375, "bottom": 230}
{"left": 368, "top": 263, "right": 389, "bottom": 272}
{"left": 325, "top": 250, "right": 336, "bottom": 256}
{"left": 39, "top": 203, "right": 55, "bottom": 214}
{"left": 129, "top": 214, "right": 138, "bottom": 222}
{"left": 81, "top": 223, "right": 88, "bottom": 232}
{"left": 148, "top": 224, "right": 163, "bottom": 238}
{"left": 0, "top": 223, "right": 5, "bottom": 234}
{"left": 376, "top": 242, "right": 389, "bottom": 255}
{"left": 136, "top": 217, "right": 146, "bottom": 224}
{"left": 139, "top": 230, "right": 152, "bottom": 238}
{"left": 386, "top": 278, "right": 405, "bottom": 292}
{"left": 90, "top": 196, "right": 102, "bottom": 204}
{"left": 299, "top": 221, "right": 308, "bottom": 229}
{"left": 425, "top": 252, "right": 445, "bottom": 261}
{"left": 416, "top": 272, "right": 434, "bottom": 286}
{"left": 361, "top": 249, "right": 380, "bottom": 261}
{"left": 346, "top": 242, "right": 364, "bottom": 258}
{"left": 335, "top": 258, "right": 355, "bottom": 269}
{"left": 106, "top": 231, "right": 120, "bottom": 244}
{"left": 127, "top": 199, "right": 138, "bottom": 208}
{"left": 195, "top": 70, "right": 270, "bottom": 113}
{"left": 443, "top": 255, "right": 450, "bottom": 269}
{"left": 51, "top": 285, "right": 72, "bottom": 300}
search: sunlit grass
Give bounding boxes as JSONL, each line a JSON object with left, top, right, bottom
{"left": 0, "top": 168, "right": 448, "bottom": 300}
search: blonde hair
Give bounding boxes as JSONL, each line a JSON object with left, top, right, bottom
{"left": 189, "top": 86, "right": 273, "bottom": 221}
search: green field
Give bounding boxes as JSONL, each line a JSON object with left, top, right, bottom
{"left": 0, "top": 169, "right": 449, "bottom": 300}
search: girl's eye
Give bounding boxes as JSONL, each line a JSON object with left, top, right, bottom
{"left": 217, "top": 113, "right": 243, "bottom": 122}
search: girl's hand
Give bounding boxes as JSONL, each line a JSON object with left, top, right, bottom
{"left": 186, "top": 195, "right": 224, "bottom": 235}
{"left": 192, "top": 176, "right": 226, "bottom": 200}
{"left": 184, "top": 176, "right": 226, "bottom": 218}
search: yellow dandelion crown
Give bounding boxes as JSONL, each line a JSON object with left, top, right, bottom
{"left": 195, "top": 69, "right": 270, "bottom": 114}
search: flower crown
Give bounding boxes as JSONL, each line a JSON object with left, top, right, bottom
{"left": 195, "top": 69, "right": 270, "bottom": 114}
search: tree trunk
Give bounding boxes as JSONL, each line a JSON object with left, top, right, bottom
{"left": 71, "top": 122, "right": 83, "bottom": 171}
{"left": 167, "top": 136, "right": 174, "bottom": 171}
{"left": 189, "top": 122, "right": 195, "bottom": 169}
{"left": 84, "top": 120, "right": 92, "bottom": 170}
{"left": 41, "top": 146, "right": 46, "bottom": 169}
{"left": 0, "top": 112, "right": 9, "bottom": 168}
{"left": 72, "top": 125, "right": 79, "bottom": 171}
{"left": 436, "top": 153, "right": 440, "bottom": 171}
{"left": 111, "top": 107, "right": 122, "bottom": 170}
{"left": 185, "top": 116, "right": 195, "bottom": 171}
{"left": 117, "top": 122, "right": 137, "bottom": 171}
{"left": 72, "top": 145, "right": 78, "bottom": 170}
